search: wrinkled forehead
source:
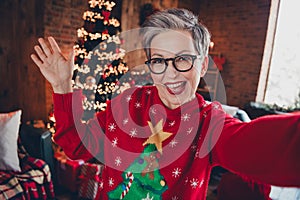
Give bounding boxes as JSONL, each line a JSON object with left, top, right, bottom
{"left": 149, "top": 29, "right": 196, "bottom": 56}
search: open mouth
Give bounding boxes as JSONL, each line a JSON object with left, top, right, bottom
{"left": 164, "top": 81, "right": 186, "bottom": 95}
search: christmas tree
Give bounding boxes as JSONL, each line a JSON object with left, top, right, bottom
{"left": 107, "top": 144, "right": 168, "bottom": 200}
{"left": 73, "top": 0, "right": 130, "bottom": 120}
{"left": 108, "top": 120, "right": 172, "bottom": 199}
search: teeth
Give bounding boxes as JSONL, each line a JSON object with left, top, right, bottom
{"left": 165, "top": 82, "right": 183, "bottom": 88}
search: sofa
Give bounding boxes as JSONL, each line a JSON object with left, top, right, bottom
{"left": 0, "top": 122, "right": 55, "bottom": 199}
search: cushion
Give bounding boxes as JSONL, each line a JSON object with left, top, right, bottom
{"left": 0, "top": 110, "right": 22, "bottom": 171}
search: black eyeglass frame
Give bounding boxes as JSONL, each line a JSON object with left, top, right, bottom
{"left": 145, "top": 54, "right": 201, "bottom": 74}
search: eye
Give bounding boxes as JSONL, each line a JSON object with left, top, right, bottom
{"left": 177, "top": 55, "right": 192, "bottom": 62}
{"left": 150, "top": 58, "right": 164, "bottom": 65}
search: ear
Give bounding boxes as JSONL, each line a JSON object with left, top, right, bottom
{"left": 200, "top": 56, "right": 208, "bottom": 77}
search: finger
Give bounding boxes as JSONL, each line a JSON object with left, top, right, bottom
{"left": 34, "top": 45, "right": 48, "bottom": 62}
{"left": 38, "top": 38, "right": 52, "bottom": 57}
{"left": 48, "top": 36, "right": 61, "bottom": 54}
{"left": 68, "top": 48, "right": 75, "bottom": 61}
{"left": 68, "top": 49, "right": 75, "bottom": 70}
{"left": 31, "top": 54, "right": 43, "bottom": 67}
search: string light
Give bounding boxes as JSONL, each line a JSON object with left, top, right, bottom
{"left": 109, "top": 18, "right": 120, "bottom": 27}
{"left": 74, "top": 0, "right": 130, "bottom": 120}
{"left": 90, "top": 32, "right": 102, "bottom": 40}
{"left": 106, "top": 35, "right": 121, "bottom": 44}
{"left": 83, "top": 11, "right": 104, "bottom": 22}
{"left": 89, "top": 0, "right": 116, "bottom": 11}
{"left": 77, "top": 64, "right": 91, "bottom": 74}
{"left": 77, "top": 28, "right": 89, "bottom": 38}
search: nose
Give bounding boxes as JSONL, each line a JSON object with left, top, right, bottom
{"left": 164, "top": 59, "right": 178, "bottom": 77}
{"left": 164, "top": 58, "right": 177, "bottom": 70}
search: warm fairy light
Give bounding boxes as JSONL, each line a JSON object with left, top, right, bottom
{"left": 106, "top": 35, "right": 121, "bottom": 44}
{"left": 77, "top": 28, "right": 88, "bottom": 38}
{"left": 77, "top": 64, "right": 91, "bottom": 74}
{"left": 49, "top": 115, "right": 55, "bottom": 123}
{"left": 94, "top": 64, "right": 104, "bottom": 74}
{"left": 89, "top": 0, "right": 116, "bottom": 11}
{"left": 109, "top": 18, "right": 120, "bottom": 27}
{"left": 82, "top": 11, "right": 106, "bottom": 22}
{"left": 89, "top": 32, "right": 102, "bottom": 40}
{"left": 102, "top": 32, "right": 110, "bottom": 40}
{"left": 74, "top": 0, "right": 132, "bottom": 119}
{"left": 209, "top": 41, "right": 214, "bottom": 50}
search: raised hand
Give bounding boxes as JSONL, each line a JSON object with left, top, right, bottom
{"left": 31, "top": 36, "right": 74, "bottom": 94}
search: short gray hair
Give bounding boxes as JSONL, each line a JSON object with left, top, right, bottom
{"left": 140, "top": 8, "right": 211, "bottom": 61}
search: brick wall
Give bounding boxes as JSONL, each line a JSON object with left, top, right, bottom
{"left": 120, "top": 0, "right": 200, "bottom": 70}
{"left": 43, "top": 0, "right": 88, "bottom": 114}
{"left": 121, "top": 0, "right": 179, "bottom": 69}
{"left": 44, "top": 0, "right": 87, "bottom": 55}
{"left": 1, "top": 0, "right": 271, "bottom": 120}
{"left": 199, "top": 0, "right": 271, "bottom": 108}
{"left": 43, "top": 0, "right": 271, "bottom": 109}
{"left": 120, "top": 0, "right": 271, "bottom": 108}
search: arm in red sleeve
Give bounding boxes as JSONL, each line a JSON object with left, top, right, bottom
{"left": 53, "top": 90, "right": 105, "bottom": 161}
{"left": 208, "top": 104, "right": 300, "bottom": 186}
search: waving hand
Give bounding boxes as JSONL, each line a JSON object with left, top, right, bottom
{"left": 31, "top": 37, "right": 74, "bottom": 93}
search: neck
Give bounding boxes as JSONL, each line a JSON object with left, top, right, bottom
{"left": 158, "top": 91, "right": 196, "bottom": 110}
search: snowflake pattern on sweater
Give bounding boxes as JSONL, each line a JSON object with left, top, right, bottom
{"left": 53, "top": 86, "right": 300, "bottom": 200}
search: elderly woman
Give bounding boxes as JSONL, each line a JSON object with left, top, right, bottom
{"left": 31, "top": 8, "right": 299, "bottom": 200}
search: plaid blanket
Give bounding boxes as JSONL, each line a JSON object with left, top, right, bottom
{"left": 0, "top": 153, "right": 55, "bottom": 200}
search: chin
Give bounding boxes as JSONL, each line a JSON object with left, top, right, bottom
{"left": 177, "top": 91, "right": 193, "bottom": 103}
{"left": 167, "top": 91, "right": 193, "bottom": 107}
{"left": 156, "top": 85, "right": 194, "bottom": 107}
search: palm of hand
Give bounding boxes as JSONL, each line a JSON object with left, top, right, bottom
{"left": 39, "top": 51, "right": 72, "bottom": 87}
{"left": 31, "top": 37, "right": 74, "bottom": 92}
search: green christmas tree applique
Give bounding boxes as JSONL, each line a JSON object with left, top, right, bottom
{"left": 108, "top": 120, "right": 172, "bottom": 199}
{"left": 107, "top": 144, "right": 167, "bottom": 199}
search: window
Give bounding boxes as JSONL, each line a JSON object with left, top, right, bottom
{"left": 257, "top": 0, "right": 300, "bottom": 107}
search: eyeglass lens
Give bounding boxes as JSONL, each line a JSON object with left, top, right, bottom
{"left": 149, "top": 55, "right": 194, "bottom": 73}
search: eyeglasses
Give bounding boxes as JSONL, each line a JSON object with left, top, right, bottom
{"left": 145, "top": 54, "right": 201, "bottom": 74}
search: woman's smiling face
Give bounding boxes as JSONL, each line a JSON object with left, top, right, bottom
{"left": 149, "top": 30, "right": 208, "bottom": 109}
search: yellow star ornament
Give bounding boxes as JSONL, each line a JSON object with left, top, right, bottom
{"left": 143, "top": 119, "right": 173, "bottom": 154}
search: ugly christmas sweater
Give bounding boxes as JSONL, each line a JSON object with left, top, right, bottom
{"left": 53, "top": 86, "right": 300, "bottom": 200}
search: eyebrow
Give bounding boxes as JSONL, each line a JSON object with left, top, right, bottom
{"left": 151, "top": 50, "right": 192, "bottom": 57}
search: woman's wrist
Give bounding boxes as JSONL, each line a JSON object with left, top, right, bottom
{"left": 52, "top": 82, "right": 73, "bottom": 94}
